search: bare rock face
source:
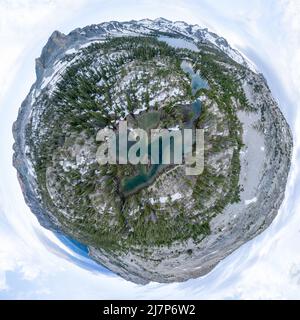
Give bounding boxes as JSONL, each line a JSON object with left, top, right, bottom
{"left": 13, "top": 18, "right": 292, "bottom": 284}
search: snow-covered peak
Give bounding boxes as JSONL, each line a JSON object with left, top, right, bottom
{"left": 86, "top": 18, "right": 258, "bottom": 73}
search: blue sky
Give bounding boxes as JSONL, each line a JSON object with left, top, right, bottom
{"left": 0, "top": 0, "right": 300, "bottom": 299}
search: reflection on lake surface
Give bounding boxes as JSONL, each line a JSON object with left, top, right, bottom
{"left": 121, "top": 58, "right": 209, "bottom": 195}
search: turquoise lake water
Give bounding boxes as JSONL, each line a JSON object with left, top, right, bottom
{"left": 122, "top": 60, "right": 209, "bottom": 195}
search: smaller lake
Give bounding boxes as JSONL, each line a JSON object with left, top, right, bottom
{"left": 180, "top": 60, "right": 209, "bottom": 95}
{"left": 158, "top": 35, "right": 200, "bottom": 52}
